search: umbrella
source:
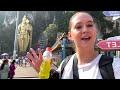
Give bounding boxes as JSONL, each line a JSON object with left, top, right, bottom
{"left": 112, "top": 16, "right": 120, "bottom": 20}
{"left": 107, "top": 36, "right": 120, "bottom": 40}
{"left": 1, "top": 53, "right": 9, "bottom": 56}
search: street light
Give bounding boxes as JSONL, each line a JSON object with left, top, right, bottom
{"left": 13, "top": 11, "right": 19, "bottom": 60}
{"left": 0, "top": 41, "right": 3, "bottom": 54}
{"left": 60, "top": 37, "right": 67, "bottom": 61}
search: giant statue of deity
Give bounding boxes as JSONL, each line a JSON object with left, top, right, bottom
{"left": 18, "top": 15, "right": 32, "bottom": 52}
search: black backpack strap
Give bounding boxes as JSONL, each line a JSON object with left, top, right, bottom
{"left": 61, "top": 55, "right": 72, "bottom": 78}
{"left": 99, "top": 55, "right": 115, "bottom": 79}
{"left": 61, "top": 54, "right": 115, "bottom": 79}
{"left": 60, "top": 54, "right": 79, "bottom": 79}
{"left": 73, "top": 54, "right": 79, "bottom": 79}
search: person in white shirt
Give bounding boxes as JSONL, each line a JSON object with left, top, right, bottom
{"left": 26, "top": 11, "right": 120, "bottom": 79}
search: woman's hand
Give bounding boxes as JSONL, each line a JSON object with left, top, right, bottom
{"left": 26, "top": 48, "right": 43, "bottom": 73}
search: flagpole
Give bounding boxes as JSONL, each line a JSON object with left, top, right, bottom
{"left": 13, "top": 11, "right": 19, "bottom": 60}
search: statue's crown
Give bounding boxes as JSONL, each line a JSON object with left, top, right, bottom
{"left": 22, "top": 15, "right": 27, "bottom": 21}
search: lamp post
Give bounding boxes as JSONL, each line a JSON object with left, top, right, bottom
{"left": 60, "top": 37, "right": 67, "bottom": 61}
{"left": 0, "top": 41, "right": 3, "bottom": 54}
{"left": 60, "top": 40, "right": 63, "bottom": 61}
{"left": 13, "top": 11, "right": 19, "bottom": 60}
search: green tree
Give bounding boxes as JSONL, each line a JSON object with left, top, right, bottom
{"left": 54, "top": 11, "right": 76, "bottom": 33}
{"left": 43, "top": 24, "right": 58, "bottom": 47}
{"left": 0, "top": 11, "right": 115, "bottom": 54}
{"left": 88, "top": 11, "right": 114, "bottom": 39}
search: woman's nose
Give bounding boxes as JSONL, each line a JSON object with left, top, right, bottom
{"left": 82, "top": 26, "right": 89, "bottom": 33}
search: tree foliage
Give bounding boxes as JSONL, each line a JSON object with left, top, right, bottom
{"left": 0, "top": 11, "right": 117, "bottom": 55}
{"left": 88, "top": 11, "right": 114, "bottom": 35}
{"left": 43, "top": 24, "right": 58, "bottom": 47}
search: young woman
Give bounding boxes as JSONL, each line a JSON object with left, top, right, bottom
{"left": 26, "top": 12, "right": 120, "bottom": 79}
{"left": 9, "top": 60, "right": 16, "bottom": 79}
{"left": 0, "top": 59, "right": 10, "bottom": 79}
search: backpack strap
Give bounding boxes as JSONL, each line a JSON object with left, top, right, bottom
{"left": 61, "top": 54, "right": 79, "bottom": 79}
{"left": 99, "top": 55, "right": 115, "bottom": 79}
{"left": 61, "top": 54, "right": 115, "bottom": 79}
{"left": 61, "top": 55, "right": 72, "bottom": 78}
{"left": 73, "top": 54, "right": 79, "bottom": 79}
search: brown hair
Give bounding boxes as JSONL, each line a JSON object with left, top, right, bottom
{"left": 69, "top": 11, "right": 96, "bottom": 31}
{"left": 0, "top": 59, "right": 8, "bottom": 70}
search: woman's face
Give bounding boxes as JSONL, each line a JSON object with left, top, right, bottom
{"left": 68, "top": 12, "right": 97, "bottom": 49}
{"left": 5, "top": 61, "right": 8, "bottom": 64}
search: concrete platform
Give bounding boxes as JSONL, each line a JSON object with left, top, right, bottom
{"left": 13, "top": 65, "right": 39, "bottom": 79}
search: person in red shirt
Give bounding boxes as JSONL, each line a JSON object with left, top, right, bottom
{"left": 9, "top": 60, "right": 16, "bottom": 79}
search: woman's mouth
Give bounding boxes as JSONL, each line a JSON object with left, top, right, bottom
{"left": 81, "top": 37, "right": 91, "bottom": 41}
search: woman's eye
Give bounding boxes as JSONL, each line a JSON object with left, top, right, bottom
{"left": 76, "top": 26, "right": 82, "bottom": 29}
{"left": 87, "top": 24, "right": 93, "bottom": 27}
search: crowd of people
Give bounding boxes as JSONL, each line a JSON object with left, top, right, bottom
{"left": 17, "top": 56, "right": 28, "bottom": 67}
{"left": 0, "top": 59, "right": 16, "bottom": 79}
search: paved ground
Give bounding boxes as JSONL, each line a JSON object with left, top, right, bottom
{"left": 0, "top": 59, "right": 58, "bottom": 79}
{"left": 13, "top": 65, "right": 39, "bottom": 79}
{"left": 13, "top": 64, "right": 58, "bottom": 79}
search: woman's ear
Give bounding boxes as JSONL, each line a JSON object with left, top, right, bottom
{"left": 67, "top": 31, "right": 73, "bottom": 41}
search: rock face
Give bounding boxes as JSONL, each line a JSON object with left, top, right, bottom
{"left": 2, "top": 11, "right": 52, "bottom": 28}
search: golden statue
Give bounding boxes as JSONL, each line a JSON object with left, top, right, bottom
{"left": 18, "top": 15, "right": 32, "bottom": 52}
